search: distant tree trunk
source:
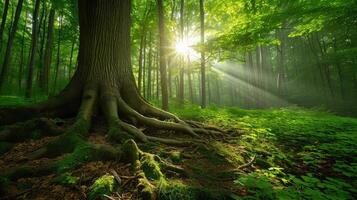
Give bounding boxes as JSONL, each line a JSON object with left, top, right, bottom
{"left": 178, "top": 0, "right": 184, "bottom": 106}
{"left": 0, "top": 0, "right": 24, "bottom": 92}
{"left": 198, "top": 72, "right": 201, "bottom": 102}
{"left": 53, "top": 12, "right": 63, "bottom": 93}
{"left": 138, "top": 32, "right": 145, "bottom": 94}
{"left": 200, "top": 0, "right": 206, "bottom": 108}
{"left": 142, "top": 37, "right": 147, "bottom": 98}
{"left": 215, "top": 76, "right": 220, "bottom": 105}
{"left": 40, "top": 7, "right": 55, "bottom": 94}
{"left": 167, "top": 0, "right": 176, "bottom": 99}
{"left": 255, "top": 45, "right": 262, "bottom": 107}
{"left": 276, "top": 29, "right": 286, "bottom": 99}
{"left": 305, "top": 36, "right": 327, "bottom": 101}
{"left": 156, "top": 51, "right": 160, "bottom": 100}
{"left": 246, "top": 51, "right": 254, "bottom": 108}
{"left": 25, "top": 0, "right": 41, "bottom": 98}
{"left": 316, "top": 34, "right": 335, "bottom": 99}
{"left": 36, "top": 3, "right": 47, "bottom": 84}
{"left": 157, "top": 0, "right": 169, "bottom": 110}
{"left": 147, "top": 32, "right": 152, "bottom": 100}
{"left": 207, "top": 72, "right": 211, "bottom": 105}
{"left": 188, "top": 71, "right": 193, "bottom": 103}
{"left": 18, "top": 10, "right": 28, "bottom": 91}
{"left": 0, "top": 0, "right": 10, "bottom": 50}
{"left": 68, "top": 37, "right": 76, "bottom": 80}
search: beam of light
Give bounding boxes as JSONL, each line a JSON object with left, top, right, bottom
{"left": 174, "top": 35, "right": 200, "bottom": 61}
{"left": 211, "top": 61, "right": 290, "bottom": 107}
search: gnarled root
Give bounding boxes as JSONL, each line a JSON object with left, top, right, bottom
{"left": 0, "top": 82, "right": 227, "bottom": 200}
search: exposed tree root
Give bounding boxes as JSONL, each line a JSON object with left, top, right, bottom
{"left": 117, "top": 97, "right": 199, "bottom": 138}
{"left": 0, "top": 118, "right": 63, "bottom": 142}
{"left": 0, "top": 83, "right": 229, "bottom": 199}
{"left": 0, "top": 82, "right": 81, "bottom": 125}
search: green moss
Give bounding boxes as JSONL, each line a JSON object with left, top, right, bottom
{"left": 159, "top": 180, "right": 234, "bottom": 200}
{"left": 138, "top": 173, "right": 157, "bottom": 200}
{"left": 52, "top": 172, "right": 78, "bottom": 186}
{"left": 169, "top": 151, "right": 182, "bottom": 163}
{"left": 173, "top": 106, "right": 357, "bottom": 199}
{"left": 141, "top": 153, "right": 164, "bottom": 181}
{"left": 211, "top": 141, "right": 245, "bottom": 166}
{"left": 88, "top": 174, "right": 117, "bottom": 200}
{"left": 55, "top": 142, "right": 93, "bottom": 172}
{"left": 122, "top": 139, "right": 140, "bottom": 167}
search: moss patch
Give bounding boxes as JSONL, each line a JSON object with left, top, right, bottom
{"left": 88, "top": 174, "right": 117, "bottom": 200}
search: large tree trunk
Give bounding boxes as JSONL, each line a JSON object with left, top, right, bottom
{"left": 0, "top": 1, "right": 216, "bottom": 179}
{"left": 25, "top": 0, "right": 41, "bottom": 98}
{"left": 0, "top": 0, "right": 24, "bottom": 92}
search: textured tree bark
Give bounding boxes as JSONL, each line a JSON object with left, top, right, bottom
{"left": 0, "top": 0, "right": 220, "bottom": 167}
{"left": 25, "top": 0, "right": 41, "bottom": 98}
{"left": 0, "top": 0, "right": 24, "bottom": 93}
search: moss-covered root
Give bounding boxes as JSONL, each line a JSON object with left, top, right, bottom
{"left": 88, "top": 174, "right": 118, "bottom": 200}
{"left": 26, "top": 85, "right": 98, "bottom": 160}
{"left": 120, "top": 139, "right": 166, "bottom": 200}
{"left": 0, "top": 118, "right": 63, "bottom": 143}
{"left": 1, "top": 143, "right": 121, "bottom": 182}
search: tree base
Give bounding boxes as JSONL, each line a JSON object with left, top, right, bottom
{"left": 0, "top": 84, "right": 227, "bottom": 199}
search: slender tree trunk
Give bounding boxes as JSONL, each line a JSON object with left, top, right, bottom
{"left": 142, "top": 37, "right": 147, "bottom": 98}
{"left": 40, "top": 7, "right": 55, "bottom": 94}
{"left": 156, "top": 51, "right": 160, "bottom": 100}
{"left": 276, "top": 29, "right": 286, "bottom": 99}
{"left": 200, "top": 0, "right": 206, "bottom": 108}
{"left": 207, "top": 72, "right": 211, "bottom": 105}
{"left": 0, "top": 0, "right": 24, "bottom": 92}
{"left": 187, "top": 57, "right": 193, "bottom": 103}
{"left": 0, "top": 0, "right": 10, "bottom": 50}
{"left": 178, "top": 0, "right": 185, "bottom": 106}
{"left": 53, "top": 12, "right": 63, "bottom": 93}
{"left": 138, "top": 33, "right": 145, "bottom": 93}
{"left": 157, "top": 0, "right": 169, "bottom": 110}
{"left": 18, "top": 10, "right": 28, "bottom": 91}
{"left": 316, "top": 34, "right": 334, "bottom": 100}
{"left": 36, "top": 3, "right": 47, "bottom": 85}
{"left": 25, "top": 0, "right": 41, "bottom": 98}
{"left": 68, "top": 37, "right": 76, "bottom": 80}
{"left": 147, "top": 32, "right": 152, "bottom": 100}
{"left": 215, "top": 76, "right": 220, "bottom": 105}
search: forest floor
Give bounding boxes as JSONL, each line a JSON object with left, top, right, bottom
{"left": 0, "top": 96, "right": 356, "bottom": 200}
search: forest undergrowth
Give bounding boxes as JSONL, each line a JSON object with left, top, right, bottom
{"left": 0, "top": 97, "right": 356, "bottom": 200}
